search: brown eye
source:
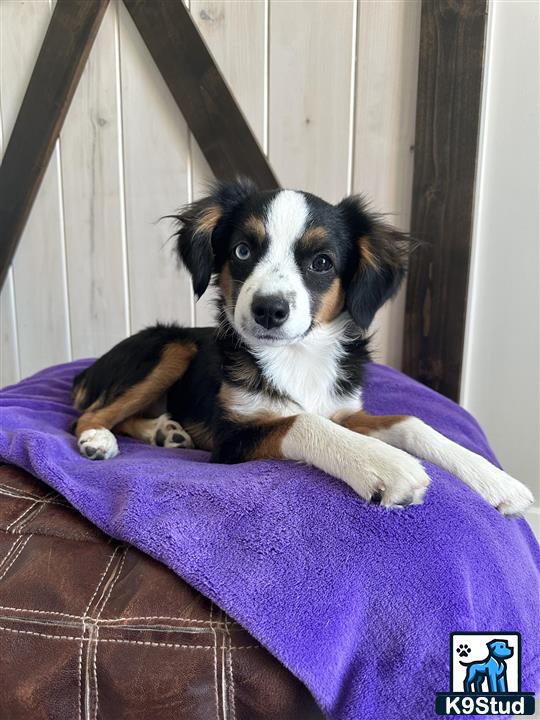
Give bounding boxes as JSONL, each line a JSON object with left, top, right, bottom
{"left": 310, "top": 254, "right": 333, "bottom": 273}
{"left": 234, "top": 243, "right": 251, "bottom": 261}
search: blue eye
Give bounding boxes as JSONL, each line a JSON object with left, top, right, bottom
{"left": 234, "top": 243, "right": 251, "bottom": 261}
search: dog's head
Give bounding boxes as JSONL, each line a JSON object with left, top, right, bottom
{"left": 487, "top": 640, "right": 514, "bottom": 660}
{"left": 174, "top": 178, "right": 412, "bottom": 346}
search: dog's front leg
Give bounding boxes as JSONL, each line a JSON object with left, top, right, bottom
{"left": 339, "top": 412, "right": 534, "bottom": 515}
{"left": 213, "top": 413, "right": 429, "bottom": 507}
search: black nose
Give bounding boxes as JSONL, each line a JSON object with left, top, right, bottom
{"left": 252, "top": 294, "right": 290, "bottom": 329}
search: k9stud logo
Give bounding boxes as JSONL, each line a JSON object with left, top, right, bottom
{"left": 435, "top": 633, "right": 536, "bottom": 715}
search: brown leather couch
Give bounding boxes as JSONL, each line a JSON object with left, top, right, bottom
{"left": 0, "top": 464, "right": 323, "bottom": 719}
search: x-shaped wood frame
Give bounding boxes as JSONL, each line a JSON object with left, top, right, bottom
{"left": 0, "top": 0, "right": 278, "bottom": 292}
{"left": 0, "top": 0, "right": 486, "bottom": 402}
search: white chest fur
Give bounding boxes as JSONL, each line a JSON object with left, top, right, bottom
{"left": 245, "top": 318, "right": 363, "bottom": 418}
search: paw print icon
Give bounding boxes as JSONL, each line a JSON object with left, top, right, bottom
{"left": 456, "top": 644, "right": 471, "bottom": 658}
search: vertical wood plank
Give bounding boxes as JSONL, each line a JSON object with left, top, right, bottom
{"left": 269, "top": 0, "right": 354, "bottom": 202}
{"left": 118, "top": 1, "right": 193, "bottom": 332}
{"left": 0, "top": 0, "right": 70, "bottom": 377}
{"left": 353, "top": 0, "right": 421, "bottom": 367}
{"left": 190, "top": 0, "right": 267, "bottom": 326}
{"left": 403, "top": 0, "right": 487, "bottom": 400}
{"left": 60, "top": 2, "right": 128, "bottom": 358}
{"left": 0, "top": 9, "right": 19, "bottom": 387}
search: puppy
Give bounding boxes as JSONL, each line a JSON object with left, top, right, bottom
{"left": 72, "top": 179, "right": 533, "bottom": 514}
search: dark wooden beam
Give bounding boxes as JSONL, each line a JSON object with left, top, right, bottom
{"left": 0, "top": 0, "right": 109, "bottom": 290}
{"left": 123, "top": 0, "right": 279, "bottom": 191}
{"left": 403, "top": 0, "right": 487, "bottom": 401}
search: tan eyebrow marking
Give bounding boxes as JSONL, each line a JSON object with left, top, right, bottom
{"left": 243, "top": 215, "right": 266, "bottom": 240}
{"left": 302, "top": 226, "right": 328, "bottom": 245}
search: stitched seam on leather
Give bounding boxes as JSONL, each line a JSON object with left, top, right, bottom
{"left": 210, "top": 603, "right": 221, "bottom": 720}
{"left": 0, "top": 535, "right": 31, "bottom": 583}
{"left": 221, "top": 608, "right": 228, "bottom": 720}
{"left": 91, "top": 548, "right": 127, "bottom": 720}
{"left": 14, "top": 495, "right": 53, "bottom": 533}
{"left": 92, "top": 626, "right": 99, "bottom": 720}
{"left": 0, "top": 536, "right": 21, "bottom": 570}
{"left": 5, "top": 498, "right": 40, "bottom": 532}
{"left": 79, "top": 548, "right": 119, "bottom": 720}
{"left": 0, "top": 605, "right": 240, "bottom": 628}
{"left": 0, "top": 626, "right": 259, "bottom": 649}
{"left": 0, "top": 484, "right": 69, "bottom": 506}
{"left": 225, "top": 616, "right": 237, "bottom": 720}
{"left": 0, "top": 608, "right": 243, "bottom": 633}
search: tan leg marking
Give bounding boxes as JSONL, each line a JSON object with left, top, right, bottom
{"left": 75, "top": 342, "right": 197, "bottom": 439}
{"left": 335, "top": 410, "right": 406, "bottom": 435}
{"left": 246, "top": 417, "right": 296, "bottom": 460}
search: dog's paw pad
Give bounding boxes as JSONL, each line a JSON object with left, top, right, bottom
{"left": 78, "top": 428, "right": 119, "bottom": 460}
{"left": 153, "top": 415, "right": 193, "bottom": 449}
{"left": 457, "top": 644, "right": 471, "bottom": 658}
{"left": 163, "top": 429, "right": 193, "bottom": 449}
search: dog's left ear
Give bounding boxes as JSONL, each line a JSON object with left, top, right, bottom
{"left": 173, "top": 177, "right": 257, "bottom": 298}
{"left": 338, "top": 195, "right": 413, "bottom": 330}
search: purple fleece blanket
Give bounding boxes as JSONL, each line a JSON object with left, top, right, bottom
{"left": 0, "top": 360, "right": 538, "bottom": 719}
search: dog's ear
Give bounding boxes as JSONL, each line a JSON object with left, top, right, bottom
{"left": 338, "top": 194, "right": 414, "bottom": 330}
{"left": 172, "top": 177, "right": 257, "bottom": 298}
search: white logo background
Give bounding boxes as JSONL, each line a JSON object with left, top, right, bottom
{"left": 451, "top": 633, "right": 520, "bottom": 693}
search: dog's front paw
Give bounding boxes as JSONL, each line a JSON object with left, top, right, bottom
{"left": 462, "top": 455, "right": 534, "bottom": 516}
{"left": 489, "top": 468, "right": 534, "bottom": 516}
{"left": 344, "top": 440, "right": 430, "bottom": 508}
{"left": 78, "top": 428, "right": 119, "bottom": 460}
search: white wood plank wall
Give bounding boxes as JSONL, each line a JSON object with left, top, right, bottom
{"left": 0, "top": 0, "right": 421, "bottom": 387}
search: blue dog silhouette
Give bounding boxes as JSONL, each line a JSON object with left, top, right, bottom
{"left": 460, "top": 639, "right": 513, "bottom": 693}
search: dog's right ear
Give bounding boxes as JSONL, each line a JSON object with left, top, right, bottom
{"left": 173, "top": 177, "right": 256, "bottom": 298}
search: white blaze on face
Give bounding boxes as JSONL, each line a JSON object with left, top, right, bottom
{"left": 234, "top": 190, "right": 313, "bottom": 342}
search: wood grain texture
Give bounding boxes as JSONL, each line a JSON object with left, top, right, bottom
{"left": 403, "top": 0, "right": 487, "bottom": 400}
{"left": 0, "top": 0, "right": 71, "bottom": 378}
{"left": 123, "top": 0, "right": 278, "bottom": 190}
{"left": 0, "top": 17, "right": 19, "bottom": 386}
{"left": 269, "top": 0, "right": 354, "bottom": 202}
{"left": 353, "top": 0, "right": 421, "bottom": 368}
{"left": 190, "top": 0, "right": 267, "bottom": 326}
{"left": 118, "top": 2, "right": 193, "bottom": 332}
{"left": 60, "top": 3, "right": 128, "bottom": 358}
{"left": 0, "top": 0, "right": 109, "bottom": 290}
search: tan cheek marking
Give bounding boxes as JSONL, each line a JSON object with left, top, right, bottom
{"left": 243, "top": 215, "right": 266, "bottom": 241}
{"left": 336, "top": 410, "right": 406, "bottom": 435}
{"left": 315, "top": 278, "right": 345, "bottom": 323}
{"left": 358, "top": 236, "right": 379, "bottom": 271}
{"left": 219, "top": 262, "right": 233, "bottom": 305}
{"left": 247, "top": 417, "right": 295, "bottom": 460}
{"left": 75, "top": 342, "right": 197, "bottom": 437}
{"left": 196, "top": 204, "right": 222, "bottom": 236}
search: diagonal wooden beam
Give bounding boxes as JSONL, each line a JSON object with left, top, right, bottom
{"left": 402, "top": 0, "right": 487, "bottom": 401}
{"left": 123, "top": 0, "right": 279, "bottom": 191}
{"left": 0, "top": 0, "right": 109, "bottom": 290}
